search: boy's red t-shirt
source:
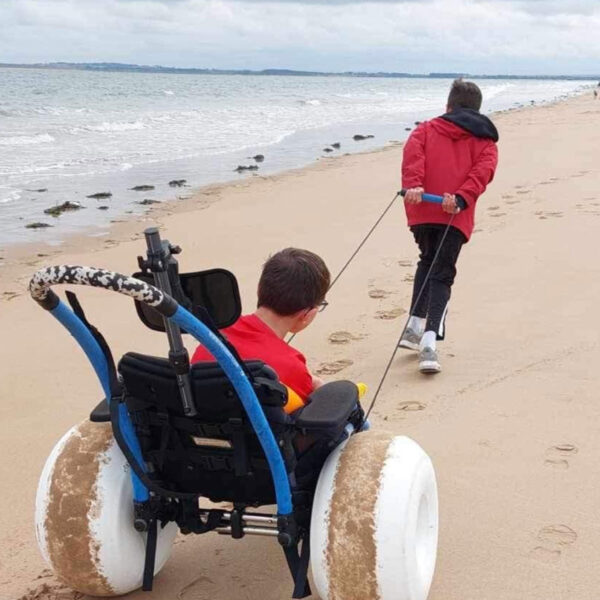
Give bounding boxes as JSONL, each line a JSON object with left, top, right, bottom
{"left": 191, "top": 314, "right": 313, "bottom": 402}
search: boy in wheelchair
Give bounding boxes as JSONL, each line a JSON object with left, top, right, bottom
{"left": 191, "top": 247, "right": 330, "bottom": 414}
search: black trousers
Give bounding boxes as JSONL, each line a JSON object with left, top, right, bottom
{"left": 409, "top": 224, "right": 466, "bottom": 340}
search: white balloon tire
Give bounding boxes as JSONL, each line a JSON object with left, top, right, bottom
{"left": 35, "top": 420, "right": 178, "bottom": 596}
{"left": 310, "top": 432, "right": 438, "bottom": 600}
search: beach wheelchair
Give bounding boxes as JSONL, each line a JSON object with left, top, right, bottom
{"left": 31, "top": 228, "right": 439, "bottom": 600}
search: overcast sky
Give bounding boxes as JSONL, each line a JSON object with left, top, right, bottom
{"left": 0, "top": 0, "right": 599, "bottom": 75}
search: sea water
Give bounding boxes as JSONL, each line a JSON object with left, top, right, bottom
{"left": 0, "top": 68, "right": 589, "bottom": 246}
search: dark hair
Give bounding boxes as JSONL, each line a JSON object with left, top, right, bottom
{"left": 257, "top": 248, "right": 330, "bottom": 316}
{"left": 447, "top": 78, "right": 483, "bottom": 112}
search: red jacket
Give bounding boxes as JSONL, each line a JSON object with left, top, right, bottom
{"left": 402, "top": 108, "right": 499, "bottom": 241}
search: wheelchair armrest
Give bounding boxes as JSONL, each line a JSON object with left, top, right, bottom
{"left": 90, "top": 399, "right": 111, "bottom": 422}
{"left": 295, "top": 381, "right": 359, "bottom": 437}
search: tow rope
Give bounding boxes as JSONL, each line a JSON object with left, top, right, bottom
{"left": 288, "top": 189, "right": 459, "bottom": 419}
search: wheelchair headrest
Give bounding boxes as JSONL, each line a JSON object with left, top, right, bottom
{"left": 132, "top": 268, "right": 242, "bottom": 332}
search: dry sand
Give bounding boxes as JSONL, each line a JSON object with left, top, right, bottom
{"left": 1, "top": 92, "right": 600, "bottom": 600}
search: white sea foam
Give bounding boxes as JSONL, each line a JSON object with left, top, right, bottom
{"left": 480, "top": 82, "right": 515, "bottom": 100}
{"left": 85, "top": 121, "right": 146, "bottom": 132}
{"left": 0, "top": 188, "right": 21, "bottom": 204}
{"left": 163, "top": 90, "right": 175, "bottom": 96}
{"left": 0, "top": 133, "right": 55, "bottom": 146}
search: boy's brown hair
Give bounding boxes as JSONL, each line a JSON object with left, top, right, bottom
{"left": 257, "top": 248, "right": 330, "bottom": 316}
{"left": 447, "top": 78, "right": 483, "bottom": 112}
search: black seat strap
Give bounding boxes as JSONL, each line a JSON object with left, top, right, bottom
{"left": 293, "top": 534, "right": 311, "bottom": 599}
{"left": 283, "top": 533, "right": 311, "bottom": 600}
{"left": 155, "top": 410, "right": 171, "bottom": 470}
{"left": 142, "top": 518, "right": 158, "bottom": 591}
{"left": 229, "top": 417, "right": 249, "bottom": 476}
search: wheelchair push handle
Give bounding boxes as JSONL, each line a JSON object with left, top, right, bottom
{"left": 399, "top": 188, "right": 443, "bottom": 204}
{"left": 29, "top": 264, "right": 179, "bottom": 316}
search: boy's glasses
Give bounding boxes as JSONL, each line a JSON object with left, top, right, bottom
{"left": 317, "top": 300, "right": 329, "bottom": 313}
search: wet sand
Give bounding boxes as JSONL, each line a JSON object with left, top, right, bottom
{"left": 2, "top": 92, "right": 600, "bottom": 600}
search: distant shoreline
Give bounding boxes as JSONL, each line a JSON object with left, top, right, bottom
{"left": 1, "top": 62, "right": 598, "bottom": 81}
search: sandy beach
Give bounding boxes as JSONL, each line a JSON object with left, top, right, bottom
{"left": 2, "top": 91, "right": 600, "bottom": 600}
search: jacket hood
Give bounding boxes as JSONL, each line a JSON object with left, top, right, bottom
{"left": 435, "top": 108, "right": 499, "bottom": 142}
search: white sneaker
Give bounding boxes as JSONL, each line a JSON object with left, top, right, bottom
{"left": 398, "top": 326, "right": 422, "bottom": 351}
{"left": 418, "top": 346, "right": 441, "bottom": 374}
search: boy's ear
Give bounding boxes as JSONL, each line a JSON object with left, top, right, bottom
{"left": 292, "top": 307, "right": 317, "bottom": 323}
{"left": 303, "top": 307, "right": 318, "bottom": 322}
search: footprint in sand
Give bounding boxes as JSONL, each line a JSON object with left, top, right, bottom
{"left": 536, "top": 210, "right": 563, "bottom": 220}
{"left": 2, "top": 291, "right": 20, "bottom": 301}
{"left": 398, "top": 259, "right": 413, "bottom": 268}
{"left": 397, "top": 401, "right": 426, "bottom": 412}
{"left": 403, "top": 274, "right": 414, "bottom": 283}
{"left": 177, "top": 574, "right": 216, "bottom": 599}
{"left": 501, "top": 194, "right": 514, "bottom": 199}
{"left": 544, "top": 443, "right": 578, "bottom": 469}
{"left": 328, "top": 331, "right": 365, "bottom": 345}
{"left": 530, "top": 524, "right": 577, "bottom": 564}
{"left": 516, "top": 189, "right": 531, "bottom": 195}
{"left": 506, "top": 199, "right": 520, "bottom": 205}
{"left": 489, "top": 213, "right": 506, "bottom": 218}
{"left": 368, "top": 288, "right": 392, "bottom": 299}
{"left": 488, "top": 205, "right": 500, "bottom": 211}
{"left": 316, "top": 359, "right": 353, "bottom": 375}
{"left": 537, "top": 524, "right": 578, "bottom": 546}
{"left": 375, "top": 307, "right": 407, "bottom": 320}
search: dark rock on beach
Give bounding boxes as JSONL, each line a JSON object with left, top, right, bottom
{"left": 252, "top": 154, "right": 265, "bottom": 162}
{"left": 130, "top": 185, "right": 155, "bottom": 191}
{"left": 27, "top": 188, "right": 48, "bottom": 193}
{"left": 25, "top": 222, "right": 52, "bottom": 229}
{"left": 414, "top": 121, "right": 422, "bottom": 126}
{"left": 234, "top": 165, "right": 259, "bottom": 172}
{"left": 137, "top": 198, "right": 160, "bottom": 205}
{"left": 97, "top": 205, "right": 109, "bottom": 210}
{"left": 323, "top": 147, "right": 333, "bottom": 153}
{"left": 353, "top": 134, "right": 374, "bottom": 141}
{"left": 168, "top": 179, "right": 187, "bottom": 187}
{"left": 44, "top": 201, "right": 84, "bottom": 217}
{"left": 331, "top": 143, "right": 341, "bottom": 149}
{"left": 87, "top": 192, "right": 112, "bottom": 199}
{"left": 405, "top": 127, "right": 412, "bottom": 131}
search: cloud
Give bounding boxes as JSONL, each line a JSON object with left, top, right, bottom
{"left": 0, "top": 0, "right": 599, "bottom": 74}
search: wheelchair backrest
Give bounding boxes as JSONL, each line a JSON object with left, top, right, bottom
{"left": 119, "top": 352, "right": 294, "bottom": 506}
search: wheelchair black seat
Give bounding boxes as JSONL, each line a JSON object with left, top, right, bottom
{"left": 117, "top": 352, "right": 295, "bottom": 506}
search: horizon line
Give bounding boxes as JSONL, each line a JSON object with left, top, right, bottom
{"left": 1, "top": 61, "right": 599, "bottom": 80}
